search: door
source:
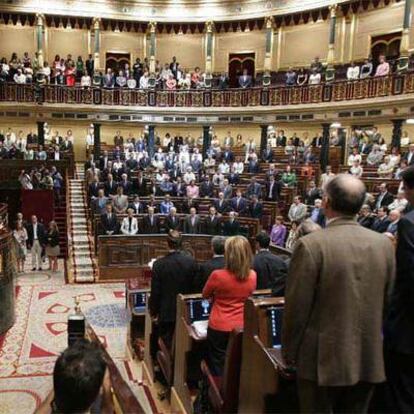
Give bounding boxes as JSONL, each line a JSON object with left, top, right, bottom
{"left": 228, "top": 53, "right": 255, "bottom": 88}
{"left": 371, "top": 33, "right": 401, "bottom": 65}
{"left": 105, "top": 52, "right": 131, "bottom": 73}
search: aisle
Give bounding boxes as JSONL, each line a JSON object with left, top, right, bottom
{"left": 0, "top": 259, "right": 155, "bottom": 414}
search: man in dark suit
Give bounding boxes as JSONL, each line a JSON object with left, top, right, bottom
{"left": 245, "top": 177, "right": 262, "bottom": 199}
{"left": 128, "top": 195, "right": 145, "bottom": 214}
{"left": 93, "top": 190, "right": 108, "bottom": 215}
{"left": 118, "top": 173, "right": 133, "bottom": 196}
{"left": 104, "top": 174, "right": 118, "bottom": 197}
{"left": 265, "top": 175, "right": 281, "bottom": 202}
{"left": 221, "top": 146, "right": 234, "bottom": 163}
{"left": 218, "top": 72, "right": 229, "bottom": 89}
{"left": 223, "top": 212, "right": 241, "bottom": 236}
{"left": 100, "top": 203, "right": 119, "bottom": 235}
{"left": 312, "top": 133, "right": 323, "bottom": 147}
{"left": 26, "top": 215, "right": 46, "bottom": 271}
{"left": 194, "top": 236, "right": 226, "bottom": 292}
{"left": 304, "top": 180, "right": 322, "bottom": 205}
{"left": 214, "top": 192, "right": 229, "bottom": 214}
{"left": 249, "top": 195, "right": 263, "bottom": 219}
{"left": 133, "top": 171, "right": 148, "bottom": 196}
{"left": 357, "top": 204, "right": 375, "bottom": 229}
{"left": 183, "top": 207, "right": 201, "bottom": 234}
{"left": 200, "top": 176, "right": 214, "bottom": 198}
{"left": 384, "top": 165, "right": 414, "bottom": 413}
{"left": 230, "top": 190, "right": 248, "bottom": 215}
{"left": 371, "top": 207, "right": 390, "bottom": 233}
{"left": 276, "top": 131, "right": 287, "bottom": 147}
{"left": 204, "top": 206, "right": 222, "bottom": 235}
{"left": 164, "top": 207, "right": 181, "bottom": 233}
{"left": 402, "top": 143, "right": 414, "bottom": 166}
{"left": 375, "top": 183, "right": 394, "bottom": 210}
{"left": 261, "top": 144, "right": 273, "bottom": 163}
{"left": 150, "top": 231, "right": 198, "bottom": 348}
{"left": 282, "top": 174, "right": 394, "bottom": 413}
{"left": 142, "top": 207, "right": 160, "bottom": 234}
{"left": 99, "top": 150, "right": 110, "bottom": 171}
{"left": 125, "top": 154, "right": 138, "bottom": 171}
{"left": 253, "top": 231, "right": 287, "bottom": 295}
{"left": 88, "top": 176, "right": 100, "bottom": 199}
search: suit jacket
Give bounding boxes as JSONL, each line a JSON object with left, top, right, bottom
{"left": 165, "top": 215, "right": 181, "bottom": 232}
{"left": 249, "top": 202, "right": 263, "bottom": 219}
{"left": 88, "top": 182, "right": 100, "bottom": 198}
{"left": 223, "top": 219, "right": 241, "bottom": 236}
{"left": 104, "top": 180, "right": 118, "bottom": 197}
{"left": 253, "top": 250, "right": 287, "bottom": 294}
{"left": 118, "top": 180, "right": 133, "bottom": 196}
{"left": 128, "top": 202, "right": 145, "bottom": 214}
{"left": 282, "top": 218, "right": 395, "bottom": 385}
{"left": 150, "top": 251, "right": 198, "bottom": 322}
{"left": 358, "top": 215, "right": 374, "bottom": 229}
{"left": 204, "top": 216, "right": 222, "bottom": 235}
{"left": 266, "top": 181, "right": 281, "bottom": 201}
{"left": 143, "top": 215, "right": 160, "bottom": 234}
{"left": 288, "top": 203, "right": 307, "bottom": 222}
{"left": 120, "top": 217, "right": 139, "bottom": 235}
{"left": 402, "top": 151, "right": 414, "bottom": 166}
{"left": 375, "top": 192, "right": 394, "bottom": 209}
{"left": 230, "top": 197, "right": 248, "bottom": 214}
{"left": 384, "top": 211, "right": 414, "bottom": 353}
{"left": 200, "top": 181, "right": 214, "bottom": 198}
{"left": 305, "top": 188, "right": 322, "bottom": 205}
{"left": 183, "top": 216, "right": 201, "bottom": 234}
{"left": 261, "top": 149, "right": 273, "bottom": 162}
{"left": 238, "top": 75, "right": 252, "bottom": 88}
{"left": 214, "top": 199, "right": 229, "bottom": 214}
{"left": 245, "top": 183, "right": 262, "bottom": 199}
{"left": 134, "top": 177, "right": 148, "bottom": 196}
{"left": 371, "top": 217, "right": 391, "bottom": 233}
{"left": 277, "top": 136, "right": 287, "bottom": 147}
{"left": 93, "top": 197, "right": 109, "bottom": 215}
{"left": 194, "top": 256, "right": 225, "bottom": 292}
{"left": 26, "top": 222, "right": 46, "bottom": 246}
{"left": 100, "top": 213, "right": 119, "bottom": 234}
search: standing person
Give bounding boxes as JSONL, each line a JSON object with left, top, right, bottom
{"left": 203, "top": 236, "right": 257, "bottom": 375}
{"left": 13, "top": 221, "right": 28, "bottom": 273}
{"left": 150, "top": 231, "right": 198, "bottom": 349}
{"left": 27, "top": 215, "right": 46, "bottom": 271}
{"left": 46, "top": 221, "right": 60, "bottom": 272}
{"left": 384, "top": 165, "right": 414, "bottom": 413}
{"left": 282, "top": 175, "right": 395, "bottom": 413}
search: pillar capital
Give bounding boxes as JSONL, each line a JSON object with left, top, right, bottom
{"left": 329, "top": 4, "right": 338, "bottom": 18}
{"left": 148, "top": 21, "right": 157, "bottom": 33}
{"left": 35, "top": 13, "right": 45, "bottom": 26}
{"left": 205, "top": 20, "right": 215, "bottom": 33}
{"left": 92, "top": 17, "right": 101, "bottom": 30}
{"left": 265, "top": 16, "right": 274, "bottom": 29}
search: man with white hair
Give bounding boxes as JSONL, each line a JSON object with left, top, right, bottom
{"left": 388, "top": 190, "right": 408, "bottom": 212}
{"left": 385, "top": 209, "right": 400, "bottom": 235}
{"left": 183, "top": 167, "right": 195, "bottom": 184}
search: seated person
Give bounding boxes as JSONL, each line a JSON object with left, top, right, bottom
{"left": 371, "top": 206, "right": 391, "bottom": 233}
{"left": 377, "top": 156, "right": 395, "bottom": 179}
{"left": 120, "top": 208, "right": 139, "bottom": 235}
{"left": 253, "top": 231, "right": 287, "bottom": 295}
{"left": 100, "top": 203, "right": 118, "bottom": 235}
{"left": 357, "top": 204, "right": 375, "bottom": 228}
{"left": 37, "top": 339, "right": 112, "bottom": 414}
{"left": 150, "top": 231, "right": 198, "bottom": 348}
{"left": 366, "top": 145, "right": 384, "bottom": 166}
{"left": 203, "top": 236, "right": 256, "bottom": 375}
{"left": 349, "top": 160, "right": 363, "bottom": 178}
{"left": 347, "top": 147, "right": 362, "bottom": 166}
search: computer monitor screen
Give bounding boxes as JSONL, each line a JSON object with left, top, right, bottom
{"left": 133, "top": 292, "right": 147, "bottom": 312}
{"left": 187, "top": 299, "right": 211, "bottom": 323}
{"left": 267, "top": 306, "right": 284, "bottom": 349}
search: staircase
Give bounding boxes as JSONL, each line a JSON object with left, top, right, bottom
{"left": 67, "top": 164, "right": 96, "bottom": 283}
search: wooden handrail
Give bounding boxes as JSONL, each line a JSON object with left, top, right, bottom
{"left": 1, "top": 72, "right": 413, "bottom": 108}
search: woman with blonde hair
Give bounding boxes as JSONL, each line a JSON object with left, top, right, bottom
{"left": 46, "top": 221, "right": 60, "bottom": 272}
{"left": 202, "top": 236, "right": 257, "bottom": 375}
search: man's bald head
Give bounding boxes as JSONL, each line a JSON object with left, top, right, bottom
{"left": 325, "top": 174, "right": 366, "bottom": 216}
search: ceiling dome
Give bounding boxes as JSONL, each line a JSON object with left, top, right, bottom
{"left": 6, "top": 0, "right": 343, "bottom": 22}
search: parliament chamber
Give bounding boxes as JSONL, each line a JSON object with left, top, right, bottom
{"left": 0, "top": 0, "right": 414, "bottom": 413}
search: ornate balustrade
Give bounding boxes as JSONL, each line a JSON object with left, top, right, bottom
{"left": 1, "top": 73, "right": 414, "bottom": 108}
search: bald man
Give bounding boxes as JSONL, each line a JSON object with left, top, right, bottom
{"left": 282, "top": 175, "right": 395, "bottom": 413}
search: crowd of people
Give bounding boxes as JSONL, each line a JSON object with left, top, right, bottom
{"left": 1, "top": 51, "right": 407, "bottom": 90}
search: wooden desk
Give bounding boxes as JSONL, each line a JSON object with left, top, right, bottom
{"left": 238, "top": 296, "right": 297, "bottom": 413}
{"left": 98, "top": 234, "right": 213, "bottom": 281}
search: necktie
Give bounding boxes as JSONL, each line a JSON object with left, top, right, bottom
{"left": 129, "top": 217, "right": 132, "bottom": 232}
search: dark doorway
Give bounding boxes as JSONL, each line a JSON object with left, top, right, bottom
{"left": 228, "top": 52, "right": 255, "bottom": 88}
{"left": 371, "top": 33, "right": 401, "bottom": 65}
{"left": 105, "top": 52, "right": 131, "bottom": 73}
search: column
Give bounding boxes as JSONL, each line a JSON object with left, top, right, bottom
{"left": 148, "top": 22, "right": 157, "bottom": 88}
{"left": 93, "top": 123, "right": 101, "bottom": 159}
{"left": 37, "top": 121, "right": 45, "bottom": 146}
{"left": 391, "top": 119, "right": 404, "bottom": 149}
{"left": 204, "top": 21, "right": 214, "bottom": 88}
{"left": 147, "top": 125, "right": 155, "bottom": 158}
{"left": 398, "top": 0, "right": 412, "bottom": 72}
{"left": 320, "top": 123, "right": 331, "bottom": 172}
{"left": 263, "top": 17, "right": 274, "bottom": 86}
{"left": 92, "top": 18, "right": 101, "bottom": 72}
{"left": 260, "top": 125, "right": 269, "bottom": 154}
{"left": 326, "top": 5, "right": 338, "bottom": 82}
{"left": 202, "top": 125, "right": 212, "bottom": 159}
{"left": 36, "top": 14, "right": 45, "bottom": 68}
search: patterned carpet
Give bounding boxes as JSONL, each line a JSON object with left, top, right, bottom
{"left": 0, "top": 259, "right": 154, "bottom": 414}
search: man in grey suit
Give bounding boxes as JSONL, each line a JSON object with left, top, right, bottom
{"left": 288, "top": 196, "right": 307, "bottom": 222}
{"left": 282, "top": 174, "right": 395, "bottom": 413}
{"left": 183, "top": 207, "right": 201, "bottom": 234}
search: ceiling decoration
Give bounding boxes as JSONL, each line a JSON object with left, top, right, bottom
{"left": 0, "top": 0, "right": 400, "bottom": 30}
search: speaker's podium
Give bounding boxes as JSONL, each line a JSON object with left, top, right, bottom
{"left": 239, "top": 296, "right": 298, "bottom": 413}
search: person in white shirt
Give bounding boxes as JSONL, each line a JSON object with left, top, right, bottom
{"left": 347, "top": 147, "right": 362, "bottom": 166}
{"left": 81, "top": 73, "right": 91, "bottom": 88}
{"left": 308, "top": 69, "right": 321, "bottom": 85}
{"left": 14, "top": 68, "right": 27, "bottom": 84}
{"left": 140, "top": 71, "right": 149, "bottom": 89}
{"left": 349, "top": 160, "right": 363, "bottom": 178}
{"left": 86, "top": 125, "right": 94, "bottom": 147}
{"left": 377, "top": 156, "right": 395, "bottom": 178}
{"left": 233, "top": 158, "right": 244, "bottom": 174}
{"left": 191, "top": 148, "right": 203, "bottom": 163}
{"left": 346, "top": 62, "right": 360, "bottom": 81}
{"left": 121, "top": 208, "right": 139, "bottom": 235}
{"left": 218, "top": 160, "right": 230, "bottom": 174}
{"left": 183, "top": 167, "right": 196, "bottom": 185}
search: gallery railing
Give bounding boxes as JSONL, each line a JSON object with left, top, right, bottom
{"left": 1, "top": 72, "right": 414, "bottom": 108}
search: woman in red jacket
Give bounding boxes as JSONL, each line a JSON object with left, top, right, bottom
{"left": 202, "top": 236, "right": 257, "bottom": 375}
